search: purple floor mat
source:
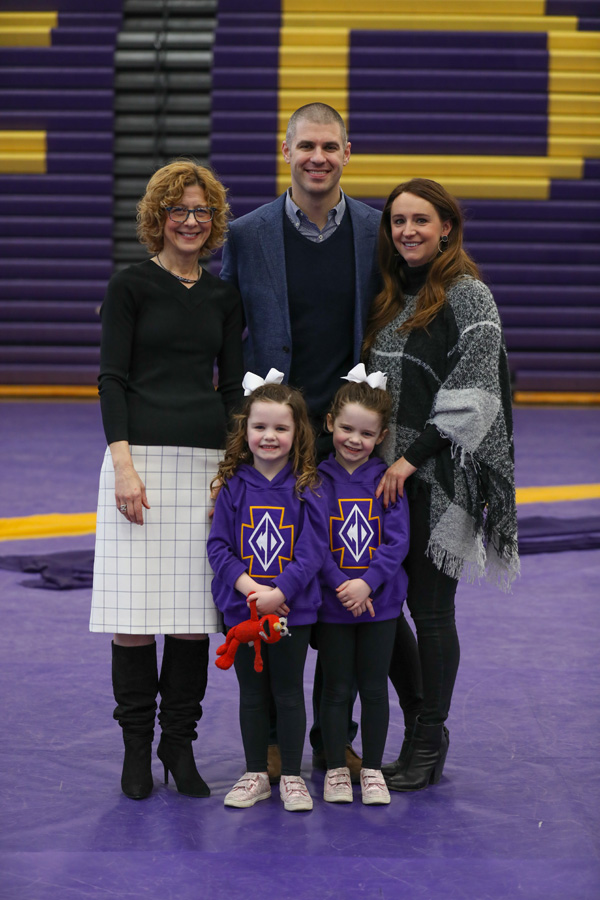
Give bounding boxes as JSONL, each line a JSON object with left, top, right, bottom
{"left": 0, "top": 548, "right": 94, "bottom": 589}
{"left": 518, "top": 516, "right": 600, "bottom": 554}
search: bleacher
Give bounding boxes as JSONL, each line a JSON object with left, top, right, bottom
{"left": 0, "top": 0, "right": 121, "bottom": 386}
{"left": 1, "top": 0, "right": 599, "bottom": 395}
{"left": 212, "top": 0, "right": 600, "bottom": 395}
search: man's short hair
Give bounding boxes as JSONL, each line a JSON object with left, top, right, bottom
{"left": 286, "top": 103, "right": 348, "bottom": 147}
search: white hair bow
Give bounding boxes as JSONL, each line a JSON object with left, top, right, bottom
{"left": 242, "top": 368, "right": 285, "bottom": 396}
{"left": 342, "top": 363, "right": 387, "bottom": 391}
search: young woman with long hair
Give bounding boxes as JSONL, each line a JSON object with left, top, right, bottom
{"left": 365, "top": 178, "right": 519, "bottom": 792}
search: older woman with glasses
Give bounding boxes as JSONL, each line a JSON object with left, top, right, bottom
{"left": 90, "top": 160, "right": 243, "bottom": 801}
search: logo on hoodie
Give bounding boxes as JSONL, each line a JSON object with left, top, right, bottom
{"left": 330, "top": 498, "right": 381, "bottom": 569}
{"left": 242, "top": 506, "right": 294, "bottom": 578}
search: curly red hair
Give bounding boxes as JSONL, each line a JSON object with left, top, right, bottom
{"left": 136, "top": 158, "right": 231, "bottom": 254}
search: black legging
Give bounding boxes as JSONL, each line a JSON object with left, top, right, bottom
{"left": 399, "top": 479, "right": 460, "bottom": 726}
{"left": 388, "top": 611, "right": 423, "bottom": 731}
{"left": 316, "top": 619, "right": 397, "bottom": 770}
{"left": 233, "top": 624, "right": 311, "bottom": 776}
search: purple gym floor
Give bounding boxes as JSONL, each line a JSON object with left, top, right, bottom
{"left": 0, "top": 401, "right": 599, "bottom": 899}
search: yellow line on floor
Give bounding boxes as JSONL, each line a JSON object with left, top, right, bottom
{"left": 0, "top": 388, "right": 594, "bottom": 406}
{"left": 0, "top": 513, "right": 97, "bottom": 541}
{"left": 513, "top": 392, "right": 600, "bottom": 405}
{"left": 0, "top": 386, "right": 98, "bottom": 399}
{"left": 516, "top": 484, "right": 600, "bottom": 504}
{"left": 2, "top": 486, "right": 600, "bottom": 541}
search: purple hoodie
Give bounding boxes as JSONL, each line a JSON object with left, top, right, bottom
{"left": 317, "top": 455, "right": 409, "bottom": 624}
{"left": 207, "top": 461, "right": 327, "bottom": 627}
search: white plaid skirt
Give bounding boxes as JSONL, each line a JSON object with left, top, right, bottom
{"left": 90, "top": 445, "right": 223, "bottom": 635}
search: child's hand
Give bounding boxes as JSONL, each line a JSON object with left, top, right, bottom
{"left": 248, "top": 587, "right": 290, "bottom": 617}
{"left": 350, "top": 597, "right": 375, "bottom": 618}
{"left": 336, "top": 579, "right": 373, "bottom": 613}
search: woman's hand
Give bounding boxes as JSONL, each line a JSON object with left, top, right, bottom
{"left": 248, "top": 587, "right": 290, "bottom": 617}
{"left": 336, "top": 579, "right": 375, "bottom": 617}
{"left": 110, "top": 441, "right": 150, "bottom": 526}
{"left": 375, "top": 456, "right": 417, "bottom": 507}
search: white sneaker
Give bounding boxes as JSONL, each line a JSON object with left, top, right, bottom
{"left": 323, "top": 767, "right": 353, "bottom": 803}
{"left": 280, "top": 775, "right": 313, "bottom": 811}
{"left": 224, "top": 772, "right": 271, "bottom": 808}
{"left": 360, "top": 768, "right": 391, "bottom": 805}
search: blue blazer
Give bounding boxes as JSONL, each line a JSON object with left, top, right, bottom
{"left": 220, "top": 192, "right": 382, "bottom": 378}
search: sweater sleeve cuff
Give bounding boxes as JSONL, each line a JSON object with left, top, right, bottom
{"left": 362, "top": 570, "right": 384, "bottom": 593}
{"left": 222, "top": 559, "right": 248, "bottom": 589}
{"left": 273, "top": 569, "right": 299, "bottom": 601}
{"left": 404, "top": 424, "right": 451, "bottom": 468}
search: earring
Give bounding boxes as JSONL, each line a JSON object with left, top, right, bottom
{"left": 438, "top": 234, "right": 449, "bottom": 253}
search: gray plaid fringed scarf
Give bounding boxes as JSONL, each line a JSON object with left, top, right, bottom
{"left": 369, "top": 275, "right": 520, "bottom": 592}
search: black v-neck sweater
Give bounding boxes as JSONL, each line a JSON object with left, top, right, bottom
{"left": 283, "top": 208, "right": 355, "bottom": 419}
{"left": 98, "top": 259, "right": 244, "bottom": 448}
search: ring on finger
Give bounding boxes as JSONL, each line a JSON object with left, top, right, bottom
{"left": 119, "top": 504, "right": 127, "bottom": 512}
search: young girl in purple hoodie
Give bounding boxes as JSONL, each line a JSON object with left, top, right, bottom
{"left": 207, "top": 373, "right": 327, "bottom": 812}
{"left": 317, "top": 366, "right": 410, "bottom": 806}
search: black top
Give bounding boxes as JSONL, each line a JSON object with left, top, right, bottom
{"left": 98, "top": 259, "right": 244, "bottom": 448}
{"left": 396, "top": 260, "right": 452, "bottom": 468}
{"left": 283, "top": 208, "right": 355, "bottom": 420}
{"left": 400, "top": 259, "right": 430, "bottom": 295}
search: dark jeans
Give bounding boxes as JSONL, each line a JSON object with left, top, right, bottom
{"left": 394, "top": 479, "right": 460, "bottom": 726}
{"left": 316, "top": 619, "right": 397, "bottom": 770}
{"left": 388, "top": 610, "right": 423, "bottom": 731}
{"left": 234, "top": 625, "right": 311, "bottom": 776}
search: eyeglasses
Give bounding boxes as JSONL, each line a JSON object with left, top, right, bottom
{"left": 164, "top": 206, "right": 216, "bottom": 224}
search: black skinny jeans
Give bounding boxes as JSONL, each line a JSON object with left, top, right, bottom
{"left": 233, "top": 624, "right": 311, "bottom": 776}
{"left": 391, "top": 479, "right": 460, "bottom": 726}
{"left": 316, "top": 619, "right": 397, "bottom": 770}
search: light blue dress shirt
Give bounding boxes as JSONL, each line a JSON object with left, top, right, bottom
{"left": 284, "top": 188, "right": 347, "bottom": 243}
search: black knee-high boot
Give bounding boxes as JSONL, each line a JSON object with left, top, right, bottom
{"left": 157, "top": 635, "right": 210, "bottom": 798}
{"left": 385, "top": 717, "right": 449, "bottom": 792}
{"left": 112, "top": 641, "right": 158, "bottom": 800}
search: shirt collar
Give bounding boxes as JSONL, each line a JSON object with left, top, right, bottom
{"left": 285, "top": 188, "right": 346, "bottom": 228}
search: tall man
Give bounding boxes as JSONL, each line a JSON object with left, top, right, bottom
{"left": 220, "top": 103, "right": 422, "bottom": 779}
{"left": 221, "top": 103, "right": 381, "bottom": 451}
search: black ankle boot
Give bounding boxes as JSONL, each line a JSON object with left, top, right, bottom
{"left": 385, "top": 719, "right": 449, "bottom": 792}
{"left": 112, "top": 641, "right": 158, "bottom": 800}
{"left": 157, "top": 636, "right": 210, "bottom": 798}
{"left": 381, "top": 722, "right": 416, "bottom": 778}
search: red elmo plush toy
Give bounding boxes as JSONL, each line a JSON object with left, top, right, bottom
{"left": 215, "top": 598, "right": 290, "bottom": 673}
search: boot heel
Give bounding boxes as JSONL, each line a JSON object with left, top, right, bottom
{"left": 157, "top": 739, "right": 210, "bottom": 797}
{"left": 429, "top": 759, "right": 445, "bottom": 784}
{"left": 428, "top": 727, "right": 449, "bottom": 785}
